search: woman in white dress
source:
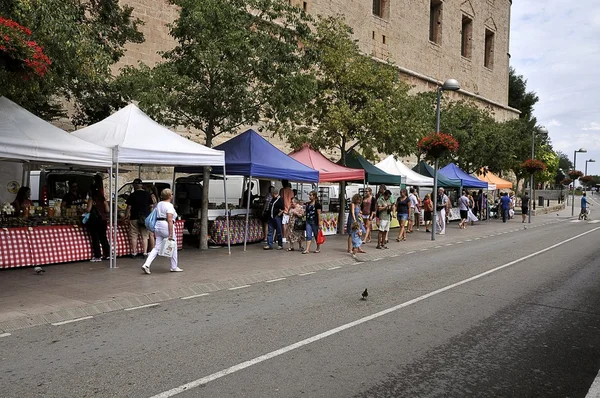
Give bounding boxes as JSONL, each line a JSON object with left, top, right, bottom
{"left": 141, "top": 189, "right": 182, "bottom": 274}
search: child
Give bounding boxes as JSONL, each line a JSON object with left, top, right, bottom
{"left": 351, "top": 221, "right": 363, "bottom": 258}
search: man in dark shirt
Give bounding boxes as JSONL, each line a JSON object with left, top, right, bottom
{"left": 125, "top": 179, "right": 152, "bottom": 258}
{"left": 521, "top": 193, "right": 529, "bottom": 223}
{"left": 61, "top": 182, "right": 85, "bottom": 210}
{"left": 500, "top": 192, "right": 511, "bottom": 223}
{"left": 264, "top": 189, "right": 284, "bottom": 250}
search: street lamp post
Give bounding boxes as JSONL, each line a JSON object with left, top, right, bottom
{"left": 432, "top": 78, "right": 460, "bottom": 241}
{"left": 572, "top": 148, "right": 587, "bottom": 216}
{"left": 528, "top": 127, "right": 548, "bottom": 223}
{"left": 585, "top": 159, "right": 595, "bottom": 176}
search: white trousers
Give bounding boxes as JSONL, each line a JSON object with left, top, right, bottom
{"left": 143, "top": 221, "right": 178, "bottom": 271}
{"left": 436, "top": 209, "right": 446, "bottom": 234}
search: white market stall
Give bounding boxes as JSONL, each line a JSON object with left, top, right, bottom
{"left": 72, "top": 104, "right": 229, "bottom": 267}
{"left": 375, "top": 155, "right": 434, "bottom": 186}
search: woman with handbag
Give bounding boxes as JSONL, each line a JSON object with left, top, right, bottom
{"left": 141, "top": 189, "right": 183, "bottom": 274}
{"left": 86, "top": 175, "right": 110, "bottom": 262}
{"left": 286, "top": 198, "right": 305, "bottom": 251}
{"left": 303, "top": 191, "right": 323, "bottom": 254}
{"left": 347, "top": 194, "right": 366, "bottom": 253}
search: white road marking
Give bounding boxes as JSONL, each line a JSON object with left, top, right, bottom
{"left": 228, "top": 285, "right": 251, "bottom": 291}
{"left": 445, "top": 244, "right": 453, "bottom": 246}
{"left": 298, "top": 272, "right": 315, "bottom": 276}
{"left": 265, "top": 278, "right": 286, "bottom": 283}
{"left": 455, "top": 241, "right": 463, "bottom": 244}
{"left": 406, "top": 251, "right": 416, "bottom": 254}
{"left": 419, "top": 249, "right": 428, "bottom": 252}
{"left": 589, "top": 220, "right": 600, "bottom": 224}
{"left": 0, "top": 333, "right": 11, "bottom": 338}
{"left": 586, "top": 368, "right": 600, "bottom": 398}
{"left": 181, "top": 293, "right": 209, "bottom": 300}
{"left": 51, "top": 316, "right": 93, "bottom": 326}
{"left": 124, "top": 304, "right": 159, "bottom": 311}
{"left": 465, "top": 239, "right": 472, "bottom": 242}
{"left": 434, "top": 245, "right": 442, "bottom": 248}
{"left": 148, "top": 226, "right": 600, "bottom": 398}
{"left": 328, "top": 266, "right": 342, "bottom": 269}
{"left": 571, "top": 220, "right": 581, "bottom": 223}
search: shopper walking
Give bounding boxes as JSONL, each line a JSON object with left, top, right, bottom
{"left": 395, "top": 189, "right": 410, "bottom": 241}
{"left": 125, "top": 178, "right": 152, "bottom": 258}
{"left": 422, "top": 193, "right": 433, "bottom": 232}
{"left": 303, "top": 191, "right": 322, "bottom": 254}
{"left": 376, "top": 190, "right": 393, "bottom": 249}
{"left": 286, "top": 198, "right": 305, "bottom": 251}
{"left": 347, "top": 194, "right": 365, "bottom": 253}
{"left": 436, "top": 188, "right": 449, "bottom": 235}
{"left": 264, "top": 189, "right": 284, "bottom": 250}
{"left": 458, "top": 190, "right": 470, "bottom": 229}
{"left": 521, "top": 192, "right": 529, "bottom": 223}
{"left": 408, "top": 188, "right": 420, "bottom": 232}
{"left": 141, "top": 189, "right": 182, "bottom": 274}
{"left": 361, "top": 188, "right": 374, "bottom": 244}
{"left": 500, "top": 192, "right": 511, "bottom": 223}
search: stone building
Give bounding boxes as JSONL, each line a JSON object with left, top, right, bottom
{"left": 117, "top": 0, "right": 519, "bottom": 165}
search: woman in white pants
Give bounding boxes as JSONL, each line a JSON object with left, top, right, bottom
{"left": 142, "top": 189, "right": 182, "bottom": 274}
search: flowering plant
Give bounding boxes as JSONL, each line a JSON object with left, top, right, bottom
{"left": 417, "top": 132, "right": 459, "bottom": 158}
{"left": 567, "top": 170, "right": 584, "bottom": 179}
{"left": 560, "top": 178, "right": 572, "bottom": 186}
{"left": 1, "top": 202, "right": 15, "bottom": 215}
{"left": 520, "top": 159, "right": 546, "bottom": 173}
{"left": 0, "top": 16, "right": 51, "bottom": 77}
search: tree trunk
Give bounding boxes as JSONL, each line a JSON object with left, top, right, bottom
{"left": 199, "top": 124, "right": 215, "bottom": 250}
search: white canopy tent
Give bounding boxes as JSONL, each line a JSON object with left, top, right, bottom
{"left": 72, "top": 104, "right": 230, "bottom": 266}
{"left": 375, "top": 155, "right": 434, "bottom": 186}
{"left": 0, "top": 97, "right": 112, "bottom": 167}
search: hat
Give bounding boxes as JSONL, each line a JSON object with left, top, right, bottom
{"left": 133, "top": 178, "right": 143, "bottom": 184}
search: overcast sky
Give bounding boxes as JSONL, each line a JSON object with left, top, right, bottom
{"left": 510, "top": 0, "right": 600, "bottom": 175}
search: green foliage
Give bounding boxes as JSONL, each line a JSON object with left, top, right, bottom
{"left": 556, "top": 151, "right": 574, "bottom": 172}
{"left": 508, "top": 66, "right": 539, "bottom": 119}
{"left": 0, "top": 0, "right": 143, "bottom": 122}
{"left": 119, "top": 0, "right": 315, "bottom": 147}
{"left": 277, "top": 16, "right": 429, "bottom": 164}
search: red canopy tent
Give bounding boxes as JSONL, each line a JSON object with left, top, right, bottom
{"left": 288, "top": 144, "right": 365, "bottom": 182}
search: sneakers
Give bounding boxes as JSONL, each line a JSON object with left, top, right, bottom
{"left": 263, "top": 246, "right": 273, "bottom": 250}
{"left": 276, "top": 246, "right": 283, "bottom": 250}
{"left": 129, "top": 253, "right": 138, "bottom": 259}
{"left": 90, "top": 257, "right": 102, "bottom": 262}
{"left": 141, "top": 265, "right": 151, "bottom": 274}
{"left": 170, "top": 267, "right": 183, "bottom": 272}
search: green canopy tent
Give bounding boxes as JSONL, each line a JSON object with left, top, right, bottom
{"left": 344, "top": 150, "right": 404, "bottom": 186}
{"left": 412, "top": 161, "right": 461, "bottom": 188}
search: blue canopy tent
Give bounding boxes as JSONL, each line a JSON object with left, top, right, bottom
{"left": 439, "top": 163, "right": 488, "bottom": 188}
{"left": 176, "top": 129, "right": 319, "bottom": 249}
{"left": 412, "top": 161, "right": 461, "bottom": 188}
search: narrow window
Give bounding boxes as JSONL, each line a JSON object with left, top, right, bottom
{"left": 382, "top": 35, "right": 386, "bottom": 44}
{"left": 372, "top": 31, "right": 376, "bottom": 40}
{"left": 373, "top": 0, "right": 390, "bottom": 19}
{"left": 484, "top": 29, "right": 495, "bottom": 69}
{"left": 461, "top": 15, "right": 473, "bottom": 58}
{"left": 303, "top": 1, "right": 307, "bottom": 11}
{"left": 429, "top": 0, "right": 442, "bottom": 44}
{"left": 373, "top": 0, "right": 382, "bottom": 17}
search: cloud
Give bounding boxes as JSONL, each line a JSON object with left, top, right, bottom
{"left": 511, "top": 0, "right": 600, "bottom": 175}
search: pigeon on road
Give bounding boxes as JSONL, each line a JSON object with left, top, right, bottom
{"left": 34, "top": 267, "right": 45, "bottom": 275}
{"left": 361, "top": 288, "right": 368, "bottom": 300}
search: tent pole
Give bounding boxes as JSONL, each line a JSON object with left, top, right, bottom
{"left": 109, "top": 161, "right": 114, "bottom": 269}
{"left": 224, "top": 163, "right": 231, "bottom": 255}
{"left": 112, "top": 146, "right": 120, "bottom": 269}
{"left": 138, "top": 165, "right": 141, "bottom": 179}
{"left": 244, "top": 175, "right": 252, "bottom": 251}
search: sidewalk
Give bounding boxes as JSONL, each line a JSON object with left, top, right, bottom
{"left": 0, "top": 208, "right": 570, "bottom": 333}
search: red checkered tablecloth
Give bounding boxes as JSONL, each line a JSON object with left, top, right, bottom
{"left": 0, "top": 221, "right": 184, "bottom": 269}
{"left": 0, "top": 228, "right": 34, "bottom": 268}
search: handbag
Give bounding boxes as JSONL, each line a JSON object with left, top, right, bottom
{"left": 145, "top": 208, "right": 158, "bottom": 232}
{"left": 294, "top": 216, "right": 306, "bottom": 231}
{"left": 316, "top": 229, "right": 326, "bottom": 245}
{"left": 159, "top": 238, "right": 176, "bottom": 258}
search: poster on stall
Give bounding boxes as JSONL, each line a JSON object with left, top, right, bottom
{"left": 320, "top": 212, "right": 340, "bottom": 236}
{"left": 0, "top": 162, "right": 23, "bottom": 205}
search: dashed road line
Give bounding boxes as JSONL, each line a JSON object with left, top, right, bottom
{"left": 406, "top": 251, "right": 416, "bottom": 254}
{"left": 328, "top": 266, "right": 342, "bottom": 269}
{"left": 228, "top": 285, "right": 251, "bottom": 291}
{"left": 266, "top": 278, "right": 286, "bottom": 283}
{"left": 298, "top": 272, "right": 315, "bottom": 276}
{"left": 51, "top": 316, "right": 93, "bottom": 326}
{"left": 0, "top": 333, "right": 11, "bottom": 338}
{"left": 124, "top": 304, "right": 159, "bottom": 311}
{"left": 181, "top": 293, "right": 210, "bottom": 300}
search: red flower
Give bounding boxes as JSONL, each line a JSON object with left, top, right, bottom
{"left": 520, "top": 159, "right": 546, "bottom": 173}
{"left": 418, "top": 132, "right": 459, "bottom": 155}
{"left": 567, "top": 170, "right": 584, "bottom": 179}
{"left": 0, "top": 17, "right": 50, "bottom": 77}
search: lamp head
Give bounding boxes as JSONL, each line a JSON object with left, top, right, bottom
{"left": 576, "top": 148, "right": 587, "bottom": 153}
{"left": 441, "top": 78, "right": 461, "bottom": 91}
{"left": 537, "top": 127, "right": 549, "bottom": 136}
{"left": 588, "top": 159, "right": 596, "bottom": 163}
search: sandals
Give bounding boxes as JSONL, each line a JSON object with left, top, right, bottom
{"left": 314, "top": 250, "right": 320, "bottom": 253}
{"left": 358, "top": 249, "right": 366, "bottom": 253}
{"left": 287, "top": 248, "right": 295, "bottom": 251}
{"left": 302, "top": 250, "right": 309, "bottom": 254}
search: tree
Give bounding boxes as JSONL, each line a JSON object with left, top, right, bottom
{"left": 0, "top": 0, "right": 144, "bottom": 122}
{"left": 556, "top": 151, "right": 574, "bottom": 173}
{"left": 118, "top": 0, "right": 315, "bottom": 249}
{"left": 508, "top": 67, "right": 539, "bottom": 119}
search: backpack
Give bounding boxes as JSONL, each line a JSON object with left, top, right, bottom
{"left": 145, "top": 207, "right": 158, "bottom": 232}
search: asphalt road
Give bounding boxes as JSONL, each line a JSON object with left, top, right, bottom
{"left": 1, "top": 219, "right": 599, "bottom": 398}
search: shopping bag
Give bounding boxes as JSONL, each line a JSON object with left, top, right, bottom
{"left": 145, "top": 208, "right": 158, "bottom": 232}
{"left": 159, "top": 238, "right": 176, "bottom": 258}
{"left": 316, "top": 229, "right": 326, "bottom": 245}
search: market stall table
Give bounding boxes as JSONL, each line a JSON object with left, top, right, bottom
{"left": 0, "top": 220, "right": 184, "bottom": 268}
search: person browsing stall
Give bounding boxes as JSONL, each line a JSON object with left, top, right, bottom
{"left": 125, "top": 179, "right": 153, "bottom": 259}
{"left": 264, "top": 189, "right": 285, "bottom": 250}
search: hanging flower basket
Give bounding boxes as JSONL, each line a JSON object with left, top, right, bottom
{"left": 520, "top": 159, "right": 546, "bottom": 174}
{"left": 567, "top": 170, "right": 583, "bottom": 180}
{"left": 417, "top": 132, "right": 459, "bottom": 158}
{"left": 561, "top": 178, "right": 572, "bottom": 186}
{"left": 0, "top": 16, "right": 51, "bottom": 78}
